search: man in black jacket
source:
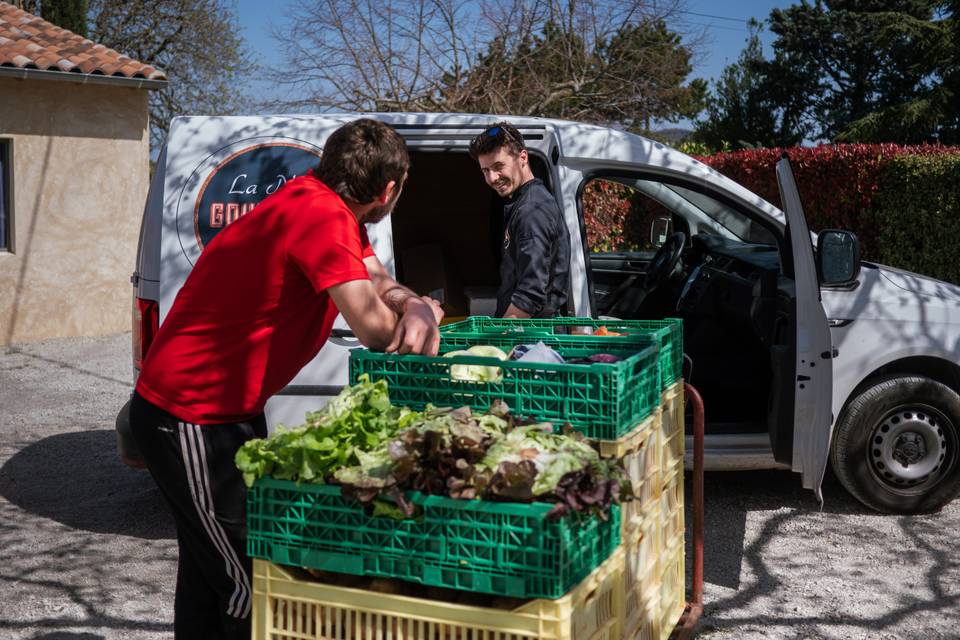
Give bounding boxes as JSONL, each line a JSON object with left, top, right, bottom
{"left": 469, "top": 122, "right": 570, "bottom": 318}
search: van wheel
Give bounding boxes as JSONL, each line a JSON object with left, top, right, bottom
{"left": 831, "top": 375, "right": 960, "bottom": 513}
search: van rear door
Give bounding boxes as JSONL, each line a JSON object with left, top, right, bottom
{"left": 775, "top": 156, "right": 834, "bottom": 500}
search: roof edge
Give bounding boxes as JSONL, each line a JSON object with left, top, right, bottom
{"left": 0, "top": 65, "right": 167, "bottom": 89}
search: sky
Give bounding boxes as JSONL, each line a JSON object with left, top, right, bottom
{"left": 234, "top": 0, "right": 793, "bottom": 129}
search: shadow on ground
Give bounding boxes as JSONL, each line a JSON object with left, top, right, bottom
{"left": 683, "top": 468, "right": 959, "bottom": 637}
{"left": 685, "top": 467, "right": 873, "bottom": 591}
{"left": 0, "top": 429, "right": 174, "bottom": 540}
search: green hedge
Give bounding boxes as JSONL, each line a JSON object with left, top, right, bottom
{"left": 872, "top": 154, "right": 960, "bottom": 284}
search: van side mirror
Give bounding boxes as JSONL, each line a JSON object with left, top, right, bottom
{"left": 817, "top": 230, "right": 860, "bottom": 286}
{"left": 650, "top": 217, "right": 672, "bottom": 248}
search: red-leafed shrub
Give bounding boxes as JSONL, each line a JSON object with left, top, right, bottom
{"left": 583, "top": 178, "right": 670, "bottom": 253}
{"left": 582, "top": 179, "right": 668, "bottom": 253}
{"left": 700, "top": 144, "right": 960, "bottom": 259}
{"left": 582, "top": 179, "right": 635, "bottom": 252}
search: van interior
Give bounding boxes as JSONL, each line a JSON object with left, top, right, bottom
{"left": 390, "top": 148, "right": 553, "bottom": 319}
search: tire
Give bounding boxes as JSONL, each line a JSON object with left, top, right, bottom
{"left": 831, "top": 375, "right": 960, "bottom": 513}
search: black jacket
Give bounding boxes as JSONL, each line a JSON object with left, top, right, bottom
{"left": 496, "top": 179, "right": 570, "bottom": 317}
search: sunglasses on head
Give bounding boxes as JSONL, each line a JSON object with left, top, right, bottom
{"left": 475, "top": 125, "right": 523, "bottom": 148}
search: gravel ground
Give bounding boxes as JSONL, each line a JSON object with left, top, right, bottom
{"left": 0, "top": 332, "right": 957, "bottom": 639}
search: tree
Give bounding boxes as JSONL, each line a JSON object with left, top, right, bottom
{"left": 10, "top": 1, "right": 41, "bottom": 14}
{"left": 88, "top": 0, "right": 251, "bottom": 150}
{"left": 42, "top": 0, "right": 88, "bottom": 37}
{"left": 268, "top": 0, "right": 705, "bottom": 130}
{"left": 763, "top": 0, "right": 947, "bottom": 142}
{"left": 448, "top": 14, "right": 706, "bottom": 130}
{"left": 694, "top": 23, "right": 805, "bottom": 150}
{"left": 838, "top": 0, "right": 958, "bottom": 143}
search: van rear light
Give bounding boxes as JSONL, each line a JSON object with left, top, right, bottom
{"left": 133, "top": 297, "right": 159, "bottom": 370}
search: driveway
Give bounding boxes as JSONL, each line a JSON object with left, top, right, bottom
{"left": 0, "top": 333, "right": 957, "bottom": 639}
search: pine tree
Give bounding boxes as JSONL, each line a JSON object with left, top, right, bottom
{"left": 42, "top": 0, "right": 88, "bottom": 38}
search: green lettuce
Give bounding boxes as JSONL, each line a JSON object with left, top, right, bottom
{"left": 234, "top": 374, "right": 419, "bottom": 488}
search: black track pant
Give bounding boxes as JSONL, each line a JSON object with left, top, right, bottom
{"left": 130, "top": 391, "right": 267, "bottom": 640}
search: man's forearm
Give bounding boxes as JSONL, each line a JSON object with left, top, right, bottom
{"left": 366, "top": 262, "right": 419, "bottom": 314}
{"left": 379, "top": 282, "right": 420, "bottom": 315}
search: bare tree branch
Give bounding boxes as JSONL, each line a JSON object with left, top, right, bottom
{"left": 266, "top": 0, "right": 704, "bottom": 129}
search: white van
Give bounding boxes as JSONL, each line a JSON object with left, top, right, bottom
{"left": 121, "top": 113, "right": 960, "bottom": 514}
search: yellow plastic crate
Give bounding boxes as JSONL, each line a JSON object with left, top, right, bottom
{"left": 598, "top": 382, "right": 683, "bottom": 535}
{"left": 622, "top": 508, "right": 659, "bottom": 629}
{"left": 622, "top": 540, "right": 684, "bottom": 640}
{"left": 596, "top": 410, "right": 661, "bottom": 532}
{"left": 622, "top": 597, "right": 659, "bottom": 640}
{"left": 658, "top": 383, "right": 684, "bottom": 471}
{"left": 661, "top": 461, "right": 683, "bottom": 521}
{"left": 252, "top": 546, "right": 626, "bottom": 640}
{"left": 659, "top": 463, "right": 684, "bottom": 555}
{"left": 596, "top": 411, "right": 659, "bottom": 459}
{"left": 622, "top": 553, "right": 661, "bottom": 640}
{"left": 658, "top": 540, "right": 685, "bottom": 640}
{"left": 623, "top": 509, "right": 659, "bottom": 583}
{"left": 661, "top": 430, "right": 684, "bottom": 471}
{"left": 600, "top": 381, "right": 686, "bottom": 640}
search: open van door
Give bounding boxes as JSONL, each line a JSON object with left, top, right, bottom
{"left": 776, "top": 155, "right": 834, "bottom": 500}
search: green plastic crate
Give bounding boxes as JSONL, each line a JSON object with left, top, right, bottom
{"left": 440, "top": 317, "right": 683, "bottom": 387}
{"left": 350, "top": 342, "right": 660, "bottom": 440}
{"left": 246, "top": 478, "right": 621, "bottom": 599}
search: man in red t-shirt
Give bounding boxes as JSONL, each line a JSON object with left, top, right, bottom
{"left": 130, "top": 119, "right": 440, "bottom": 640}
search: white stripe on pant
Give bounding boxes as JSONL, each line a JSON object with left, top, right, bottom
{"left": 178, "top": 422, "right": 252, "bottom": 618}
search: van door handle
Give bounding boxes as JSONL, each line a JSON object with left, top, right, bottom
{"left": 329, "top": 329, "right": 355, "bottom": 339}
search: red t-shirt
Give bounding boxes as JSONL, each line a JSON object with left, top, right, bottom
{"left": 136, "top": 174, "right": 375, "bottom": 424}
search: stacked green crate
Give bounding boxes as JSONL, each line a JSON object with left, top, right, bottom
{"left": 350, "top": 341, "right": 660, "bottom": 441}
{"left": 247, "top": 479, "right": 621, "bottom": 599}
{"left": 439, "top": 317, "right": 682, "bottom": 387}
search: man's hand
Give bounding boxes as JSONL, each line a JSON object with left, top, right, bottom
{"left": 503, "top": 303, "right": 533, "bottom": 319}
{"left": 387, "top": 297, "right": 442, "bottom": 355}
{"left": 419, "top": 295, "right": 444, "bottom": 323}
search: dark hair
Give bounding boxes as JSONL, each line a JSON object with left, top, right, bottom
{"left": 313, "top": 119, "right": 409, "bottom": 203}
{"left": 468, "top": 121, "right": 526, "bottom": 160}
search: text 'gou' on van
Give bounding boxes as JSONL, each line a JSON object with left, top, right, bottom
{"left": 119, "top": 114, "right": 960, "bottom": 515}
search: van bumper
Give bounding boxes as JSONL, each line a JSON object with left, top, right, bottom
{"left": 115, "top": 396, "right": 147, "bottom": 470}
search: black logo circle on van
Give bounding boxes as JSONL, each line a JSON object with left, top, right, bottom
{"left": 193, "top": 142, "right": 322, "bottom": 250}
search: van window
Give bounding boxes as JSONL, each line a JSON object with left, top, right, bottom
{"left": 581, "top": 178, "right": 672, "bottom": 253}
{"left": 581, "top": 175, "right": 776, "bottom": 251}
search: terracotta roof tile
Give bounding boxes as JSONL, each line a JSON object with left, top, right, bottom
{"left": 0, "top": 2, "right": 167, "bottom": 82}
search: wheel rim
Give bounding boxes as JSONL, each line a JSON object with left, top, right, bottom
{"left": 868, "top": 404, "right": 955, "bottom": 492}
